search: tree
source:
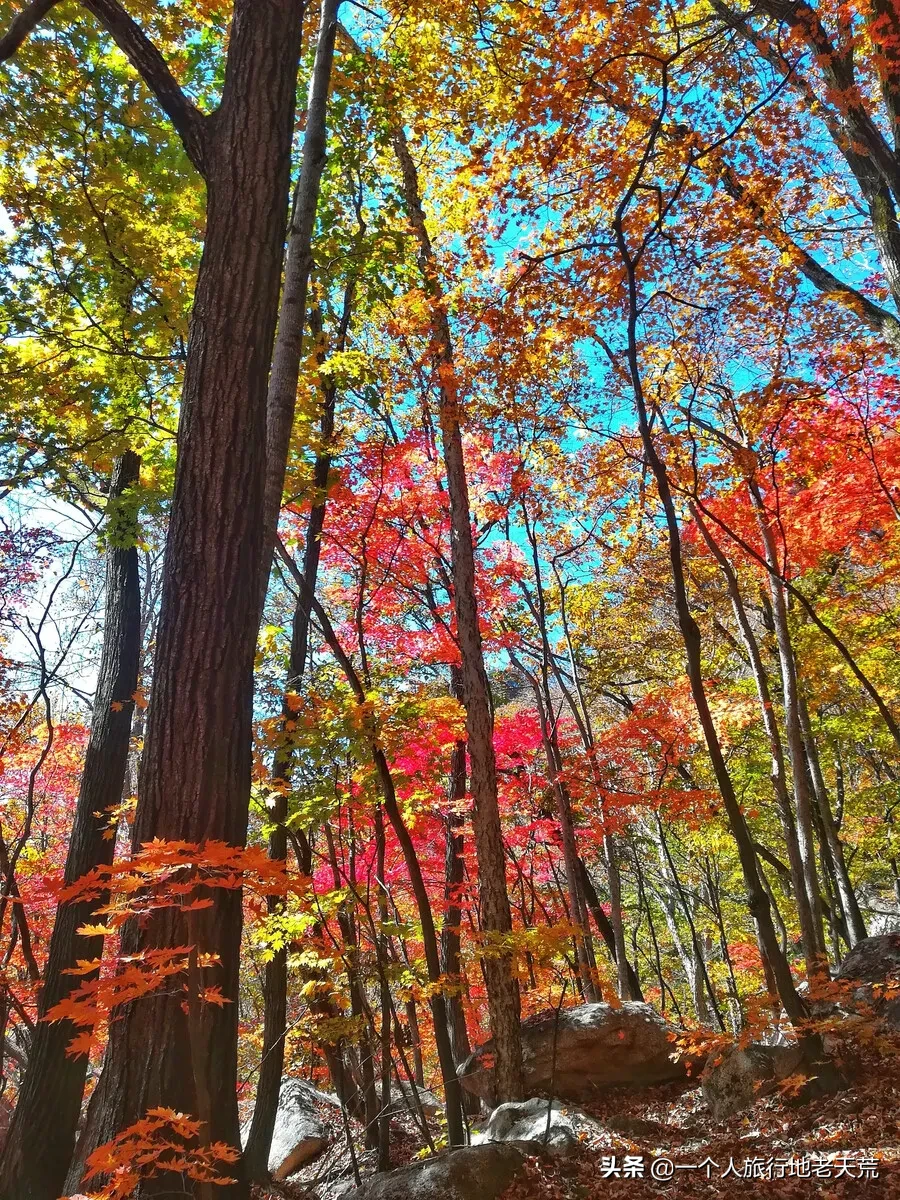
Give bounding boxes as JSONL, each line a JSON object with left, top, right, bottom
{"left": 0, "top": 454, "right": 142, "bottom": 1199}
{"left": 1, "top": 1, "right": 307, "bottom": 1196}
{"left": 391, "top": 124, "right": 524, "bottom": 1104}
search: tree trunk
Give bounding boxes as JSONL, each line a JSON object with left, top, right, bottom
{"left": 552, "top": 583, "right": 639, "bottom": 999}
{"left": 514, "top": 521, "right": 600, "bottom": 1002}
{"left": 67, "top": 7, "right": 305, "bottom": 1196}
{"left": 443, "top": 667, "right": 480, "bottom": 1115}
{"left": 279, "top": 562, "right": 467, "bottom": 1143}
{"left": 692, "top": 507, "right": 823, "bottom": 975}
{"left": 652, "top": 817, "right": 725, "bottom": 1030}
{"left": 613, "top": 220, "right": 835, "bottom": 1083}
{"left": 374, "top": 809, "right": 393, "bottom": 1171}
{"left": 0, "top": 453, "right": 141, "bottom": 1200}
{"left": 391, "top": 127, "right": 523, "bottom": 1100}
{"left": 257, "top": 0, "right": 341, "bottom": 613}
{"left": 749, "top": 482, "right": 828, "bottom": 973}
{"left": 526, "top": 674, "right": 600, "bottom": 1002}
{"left": 578, "top": 859, "right": 644, "bottom": 1000}
{"left": 328, "top": 829, "right": 380, "bottom": 1152}
{"left": 798, "top": 697, "right": 867, "bottom": 946}
{"left": 243, "top": 305, "right": 339, "bottom": 1181}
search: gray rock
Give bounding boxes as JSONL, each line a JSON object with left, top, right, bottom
{"left": 459, "top": 1002, "right": 685, "bottom": 1105}
{"left": 340, "top": 1142, "right": 531, "bottom": 1200}
{"left": 701, "top": 1043, "right": 804, "bottom": 1121}
{"left": 388, "top": 1080, "right": 443, "bottom": 1118}
{"left": 290, "top": 1079, "right": 344, "bottom": 1109}
{"left": 242, "top": 1077, "right": 330, "bottom": 1179}
{"left": 837, "top": 933, "right": 900, "bottom": 1029}
{"left": 484, "top": 1097, "right": 588, "bottom": 1157}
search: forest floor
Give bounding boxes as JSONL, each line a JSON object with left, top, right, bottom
{"left": 506, "top": 1051, "right": 900, "bottom": 1199}
{"left": 253, "top": 1044, "right": 900, "bottom": 1200}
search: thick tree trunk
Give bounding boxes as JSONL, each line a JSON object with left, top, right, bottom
{"left": 391, "top": 128, "right": 523, "bottom": 1100}
{"left": 0, "top": 453, "right": 141, "bottom": 1200}
{"left": 67, "top": 7, "right": 305, "bottom": 1196}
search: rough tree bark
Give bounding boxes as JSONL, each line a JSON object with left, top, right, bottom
{"left": 0, "top": 453, "right": 141, "bottom": 1200}
{"left": 0, "top": 2, "right": 312, "bottom": 1195}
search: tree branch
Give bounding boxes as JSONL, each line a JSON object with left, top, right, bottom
{"left": 0, "top": 0, "right": 60, "bottom": 60}
{"left": 787, "top": 238, "right": 900, "bottom": 351}
{"left": 82, "top": 0, "right": 208, "bottom": 173}
{"left": 715, "top": 0, "right": 900, "bottom": 204}
{"left": 714, "top": 155, "right": 900, "bottom": 351}
{"left": 0, "top": 0, "right": 209, "bottom": 174}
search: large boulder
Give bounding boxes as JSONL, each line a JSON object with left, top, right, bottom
{"left": 389, "top": 1080, "right": 443, "bottom": 1119}
{"left": 701, "top": 1043, "right": 804, "bottom": 1121}
{"left": 836, "top": 933, "right": 900, "bottom": 1029}
{"left": 341, "top": 1143, "right": 532, "bottom": 1200}
{"left": 482, "top": 1096, "right": 602, "bottom": 1157}
{"left": 459, "top": 1002, "right": 685, "bottom": 1104}
{"left": 242, "top": 1078, "right": 331, "bottom": 1180}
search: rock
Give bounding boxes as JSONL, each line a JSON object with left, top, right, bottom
{"left": 389, "top": 1080, "right": 443, "bottom": 1118}
{"left": 483, "top": 1097, "right": 593, "bottom": 1157}
{"left": 836, "top": 933, "right": 900, "bottom": 1029}
{"left": 242, "top": 1077, "right": 330, "bottom": 1179}
{"left": 701, "top": 1043, "right": 804, "bottom": 1121}
{"left": 290, "top": 1078, "right": 344, "bottom": 1109}
{"left": 459, "top": 1002, "right": 685, "bottom": 1105}
{"left": 837, "top": 933, "right": 900, "bottom": 982}
{"left": 340, "top": 1143, "right": 532, "bottom": 1200}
